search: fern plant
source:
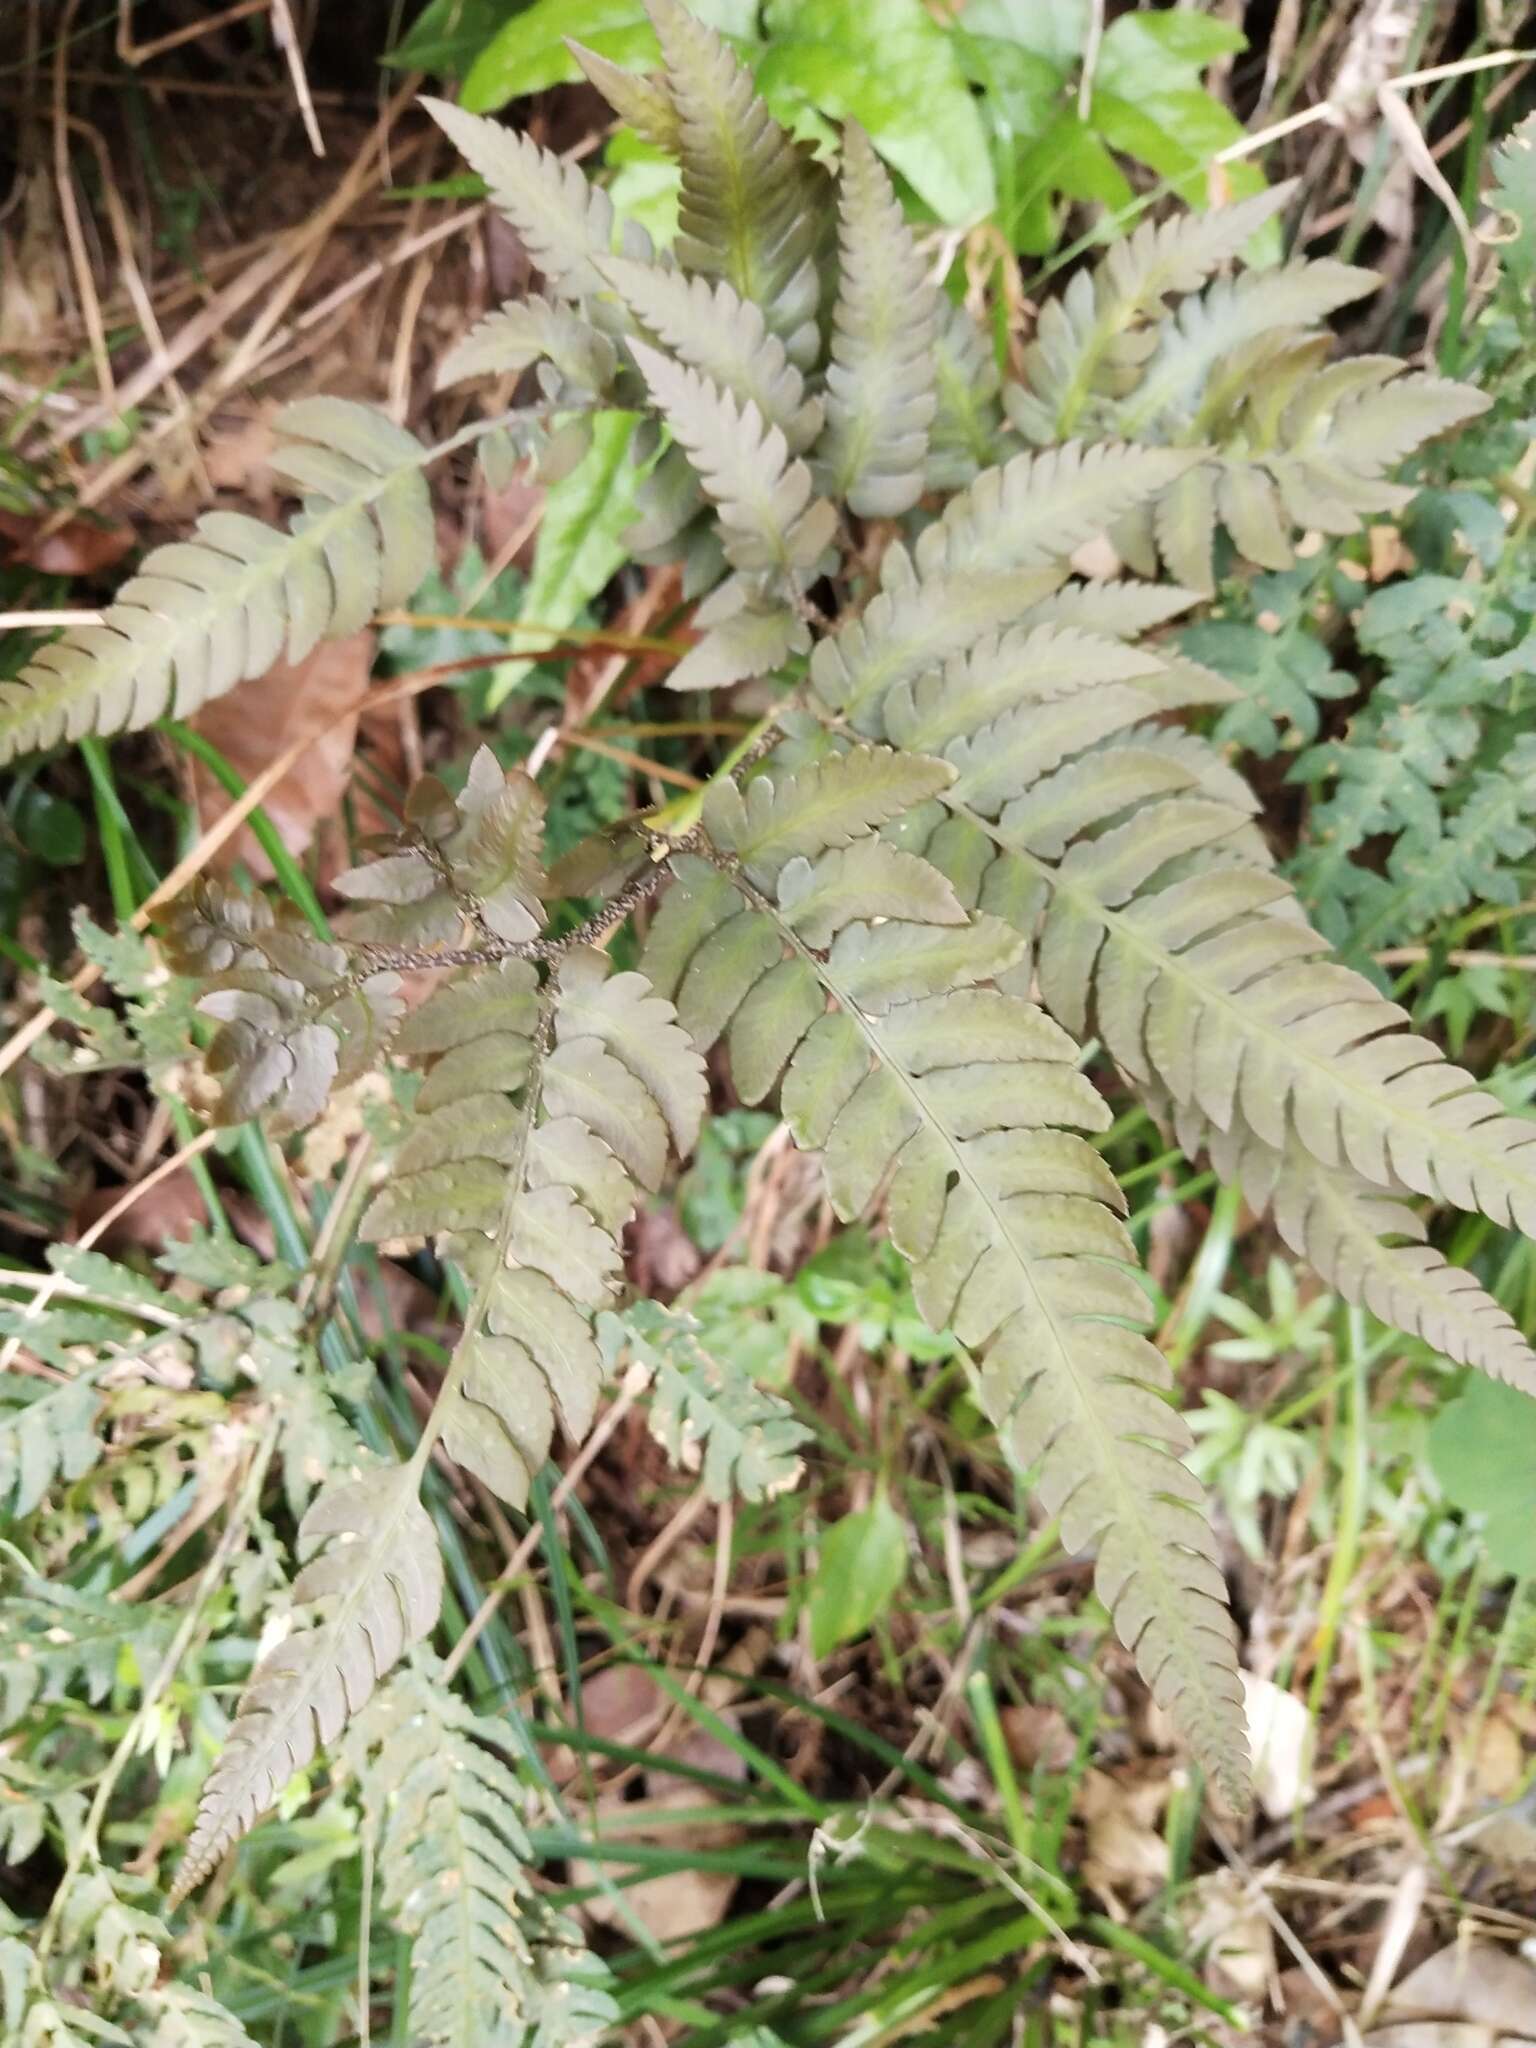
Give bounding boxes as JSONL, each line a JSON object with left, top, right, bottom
{"left": 8, "top": 0, "right": 1536, "bottom": 1935}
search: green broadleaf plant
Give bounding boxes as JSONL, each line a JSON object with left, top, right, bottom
{"left": 8, "top": 0, "right": 1532, "bottom": 1907}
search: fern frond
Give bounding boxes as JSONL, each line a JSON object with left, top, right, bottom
{"left": 436, "top": 296, "right": 617, "bottom": 396}
{"left": 604, "top": 258, "right": 822, "bottom": 451}
{"left": 161, "top": 883, "right": 401, "bottom": 1132}
{"left": 629, "top": 340, "right": 835, "bottom": 575}
{"left": 603, "top": 1300, "right": 810, "bottom": 1500}
{"left": 354, "top": 1665, "right": 616, "bottom": 2048}
{"left": 666, "top": 594, "right": 810, "bottom": 692}
{"left": 703, "top": 745, "right": 958, "bottom": 881}
{"left": 819, "top": 125, "right": 939, "bottom": 517}
{"left": 645, "top": 0, "right": 822, "bottom": 360}
{"left": 0, "top": 1579, "right": 174, "bottom": 1728}
{"left": 148, "top": 1988, "right": 261, "bottom": 2048}
{"left": 1013, "top": 184, "right": 1295, "bottom": 441}
{"left": 0, "top": 401, "right": 433, "bottom": 762}
{"left": 1181, "top": 1107, "right": 1536, "bottom": 1389}
{"left": 648, "top": 776, "right": 1250, "bottom": 1805}
{"left": 927, "top": 298, "right": 1003, "bottom": 490}
{"left": 826, "top": 579, "right": 1536, "bottom": 1357}
{"left": 1114, "top": 261, "right": 1378, "bottom": 439}
{"left": 811, "top": 444, "right": 1197, "bottom": 729}
{"left": 359, "top": 900, "right": 703, "bottom": 1511}
{"left": 423, "top": 98, "right": 651, "bottom": 307}
{"left": 172, "top": 1467, "right": 443, "bottom": 1903}
{"left": 0, "top": 1374, "right": 103, "bottom": 1520}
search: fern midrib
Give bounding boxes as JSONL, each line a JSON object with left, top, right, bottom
{"left": 828, "top": 266, "right": 895, "bottom": 497}
{"left": 728, "top": 865, "right": 1234, "bottom": 1754}
{"left": 957, "top": 801, "right": 1536, "bottom": 1211}
{"left": 436, "top": 1742, "right": 487, "bottom": 2047}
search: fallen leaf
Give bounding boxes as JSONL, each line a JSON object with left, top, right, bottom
{"left": 1243, "top": 1672, "right": 1315, "bottom": 1820}
{"left": 70, "top": 1167, "right": 213, "bottom": 1252}
{"left": 1473, "top": 1715, "right": 1525, "bottom": 1801}
{"left": 189, "top": 632, "right": 373, "bottom": 878}
{"left": 1078, "top": 1768, "right": 1169, "bottom": 1902}
{"left": 999, "top": 1703, "right": 1075, "bottom": 1774}
{"left": 1369, "top": 524, "right": 1415, "bottom": 581}
{"left": 0, "top": 507, "right": 135, "bottom": 577}
{"left": 1185, "top": 1868, "right": 1274, "bottom": 2003}
{"left": 1383, "top": 1943, "right": 1536, "bottom": 2035}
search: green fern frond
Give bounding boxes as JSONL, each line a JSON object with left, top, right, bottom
{"left": 171, "top": 1468, "right": 442, "bottom": 1904}
{"left": 0, "top": 401, "right": 433, "bottom": 763}
{"left": 819, "top": 124, "right": 939, "bottom": 517}
{"left": 644, "top": 774, "right": 1250, "bottom": 1805}
{"left": 602, "top": 1300, "right": 810, "bottom": 1500}
{"left": 643, "top": 0, "right": 823, "bottom": 361}
{"left": 355, "top": 1665, "right": 615, "bottom": 2048}
{"left": 0, "top": 1579, "right": 174, "bottom": 1729}
{"left": 0, "top": 1376, "right": 104, "bottom": 1521}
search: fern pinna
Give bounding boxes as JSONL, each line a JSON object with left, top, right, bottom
{"left": 6, "top": 0, "right": 1532, "bottom": 1956}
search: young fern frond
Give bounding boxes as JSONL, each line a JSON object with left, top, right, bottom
{"left": 645, "top": 0, "right": 823, "bottom": 361}
{"left": 644, "top": 759, "right": 1251, "bottom": 1807}
{"left": 0, "top": 400, "right": 433, "bottom": 763}
{"left": 819, "top": 124, "right": 939, "bottom": 518}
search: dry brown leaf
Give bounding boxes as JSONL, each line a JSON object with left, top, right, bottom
{"left": 1000, "top": 1703, "right": 1075, "bottom": 1774}
{"left": 1382, "top": 1944, "right": 1536, "bottom": 2034}
{"left": 1370, "top": 524, "right": 1415, "bottom": 581}
{"left": 1078, "top": 1768, "right": 1169, "bottom": 1902}
{"left": 0, "top": 507, "right": 136, "bottom": 577}
{"left": 1472, "top": 1715, "right": 1525, "bottom": 1801}
{"left": 189, "top": 631, "right": 373, "bottom": 879}
{"left": 70, "top": 1167, "right": 213, "bottom": 1252}
{"left": 1184, "top": 1868, "right": 1275, "bottom": 2004}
